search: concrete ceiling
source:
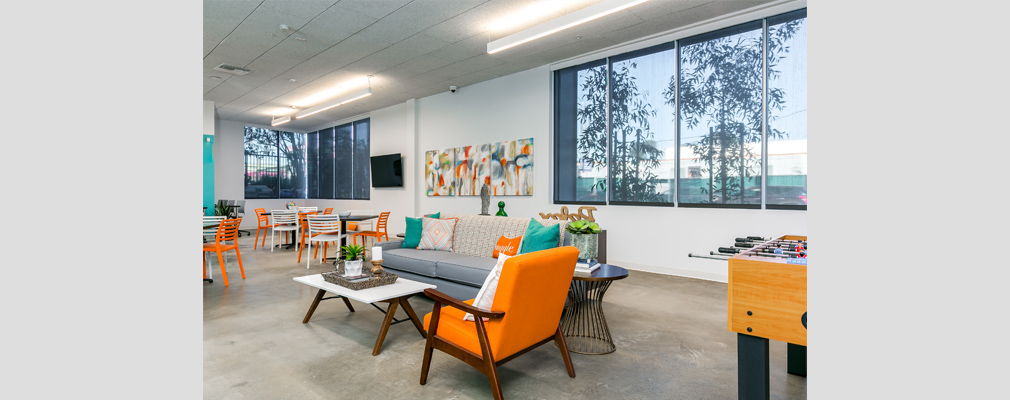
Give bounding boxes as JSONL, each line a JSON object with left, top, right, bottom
{"left": 204, "top": 0, "right": 777, "bottom": 132}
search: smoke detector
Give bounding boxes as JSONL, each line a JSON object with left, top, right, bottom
{"left": 213, "top": 64, "right": 251, "bottom": 76}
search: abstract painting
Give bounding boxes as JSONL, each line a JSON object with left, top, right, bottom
{"left": 490, "top": 138, "right": 533, "bottom": 196}
{"left": 454, "top": 144, "right": 492, "bottom": 196}
{"left": 425, "top": 148, "right": 456, "bottom": 196}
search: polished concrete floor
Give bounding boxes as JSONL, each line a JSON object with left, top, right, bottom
{"left": 204, "top": 232, "right": 806, "bottom": 399}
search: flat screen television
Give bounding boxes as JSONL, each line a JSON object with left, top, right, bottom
{"left": 370, "top": 153, "right": 403, "bottom": 187}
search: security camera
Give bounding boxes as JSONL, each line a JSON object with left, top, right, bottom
{"left": 449, "top": 86, "right": 458, "bottom": 93}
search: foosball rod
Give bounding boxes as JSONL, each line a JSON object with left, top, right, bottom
{"left": 688, "top": 253, "right": 730, "bottom": 261}
{"left": 729, "top": 245, "right": 801, "bottom": 255}
{"left": 736, "top": 238, "right": 807, "bottom": 247}
{"left": 733, "top": 242, "right": 803, "bottom": 251}
{"left": 713, "top": 250, "right": 792, "bottom": 259}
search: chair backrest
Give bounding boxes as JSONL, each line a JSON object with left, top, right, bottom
{"left": 375, "top": 212, "right": 391, "bottom": 231}
{"left": 271, "top": 210, "right": 297, "bottom": 226}
{"left": 203, "top": 216, "right": 226, "bottom": 233}
{"left": 323, "top": 208, "right": 334, "bottom": 215}
{"left": 485, "top": 246, "right": 579, "bottom": 359}
{"left": 255, "top": 208, "right": 268, "bottom": 224}
{"left": 307, "top": 214, "right": 341, "bottom": 235}
{"left": 214, "top": 218, "right": 242, "bottom": 244}
{"left": 298, "top": 206, "right": 318, "bottom": 212}
{"left": 347, "top": 209, "right": 374, "bottom": 216}
{"left": 234, "top": 200, "right": 246, "bottom": 215}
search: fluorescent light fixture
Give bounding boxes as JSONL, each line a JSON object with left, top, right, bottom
{"left": 271, "top": 114, "right": 292, "bottom": 126}
{"left": 487, "top": 0, "right": 652, "bottom": 54}
{"left": 295, "top": 87, "right": 372, "bottom": 119}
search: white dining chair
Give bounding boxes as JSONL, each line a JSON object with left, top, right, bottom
{"left": 270, "top": 210, "right": 299, "bottom": 252}
{"left": 305, "top": 214, "right": 345, "bottom": 269}
{"left": 298, "top": 206, "right": 318, "bottom": 212}
{"left": 345, "top": 209, "right": 375, "bottom": 235}
{"left": 203, "top": 216, "right": 226, "bottom": 242}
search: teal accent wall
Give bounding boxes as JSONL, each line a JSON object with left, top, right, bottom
{"left": 204, "top": 135, "right": 215, "bottom": 215}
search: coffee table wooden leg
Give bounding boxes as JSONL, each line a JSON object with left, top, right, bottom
{"left": 372, "top": 300, "right": 400, "bottom": 356}
{"left": 342, "top": 297, "right": 356, "bottom": 312}
{"left": 398, "top": 296, "right": 427, "bottom": 337}
{"left": 302, "top": 289, "right": 326, "bottom": 323}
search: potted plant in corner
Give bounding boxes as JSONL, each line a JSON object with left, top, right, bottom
{"left": 566, "top": 220, "right": 602, "bottom": 263}
{"left": 341, "top": 244, "right": 366, "bottom": 276}
{"left": 214, "top": 200, "right": 232, "bottom": 218}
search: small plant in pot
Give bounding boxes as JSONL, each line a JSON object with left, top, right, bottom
{"left": 214, "top": 200, "right": 232, "bottom": 218}
{"left": 341, "top": 244, "right": 366, "bottom": 276}
{"left": 566, "top": 220, "right": 601, "bottom": 262}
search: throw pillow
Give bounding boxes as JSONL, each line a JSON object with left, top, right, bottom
{"left": 464, "top": 254, "right": 512, "bottom": 322}
{"left": 425, "top": 212, "right": 440, "bottom": 218}
{"left": 402, "top": 216, "right": 423, "bottom": 248}
{"left": 417, "top": 217, "right": 457, "bottom": 251}
{"left": 519, "top": 218, "right": 560, "bottom": 254}
{"left": 492, "top": 235, "right": 522, "bottom": 258}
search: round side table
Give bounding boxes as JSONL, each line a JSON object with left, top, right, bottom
{"left": 560, "top": 263, "right": 629, "bottom": 355}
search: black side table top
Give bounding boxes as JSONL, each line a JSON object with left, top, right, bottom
{"left": 573, "top": 263, "right": 629, "bottom": 282}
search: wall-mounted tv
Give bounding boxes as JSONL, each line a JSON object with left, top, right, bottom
{"left": 370, "top": 153, "right": 403, "bottom": 187}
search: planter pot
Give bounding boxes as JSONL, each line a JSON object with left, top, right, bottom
{"left": 344, "top": 259, "right": 363, "bottom": 276}
{"left": 571, "top": 233, "right": 598, "bottom": 261}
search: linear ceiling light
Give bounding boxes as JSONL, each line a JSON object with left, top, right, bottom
{"left": 487, "top": 0, "right": 652, "bottom": 54}
{"left": 294, "top": 87, "right": 372, "bottom": 119}
{"left": 270, "top": 114, "right": 292, "bottom": 127}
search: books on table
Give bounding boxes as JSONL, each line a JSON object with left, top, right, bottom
{"left": 575, "top": 259, "right": 599, "bottom": 273}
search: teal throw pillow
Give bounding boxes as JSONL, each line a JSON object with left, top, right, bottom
{"left": 425, "top": 212, "right": 440, "bottom": 218}
{"left": 519, "top": 218, "right": 560, "bottom": 254}
{"left": 402, "top": 216, "right": 423, "bottom": 248}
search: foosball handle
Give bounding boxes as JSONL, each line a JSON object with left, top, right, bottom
{"left": 717, "top": 247, "right": 739, "bottom": 254}
{"left": 746, "top": 236, "right": 765, "bottom": 241}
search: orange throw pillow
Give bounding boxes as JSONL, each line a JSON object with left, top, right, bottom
{"left": 493, "top": 235, "right": 522, "bottom": 258}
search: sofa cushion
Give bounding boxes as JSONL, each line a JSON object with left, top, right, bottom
{"left": 435, "top": 253, "right": 499, "bottom": 287}
{"left": 382, "top": 248, "right": 460, "bottom": 277}
{"left": 446, "top": 214, "right": 528, "bottom": 258}
{"left": 418, "top": 217, "right": 457, "bottom": 251}
{"left": 519, "top": 218, "right": 561, "bottom": 254}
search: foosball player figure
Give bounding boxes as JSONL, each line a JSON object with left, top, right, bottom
{"left": 797, "top": 251, "right": 806, "bottom": 258}
{"left": 774, "top": 244, "right": 784, "bottom": 255}
{"left": 795, "top": 242, "right": 805, "bottom": 253}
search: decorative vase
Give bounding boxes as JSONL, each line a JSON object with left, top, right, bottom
{"left": 344, "top": 259, "right": 363, "bottom": 276}
{"left": 571, "top": 233, "right": 598, "bottom": 261}
{"left": 495, "top": 201, "right": 507, "bottom": 217}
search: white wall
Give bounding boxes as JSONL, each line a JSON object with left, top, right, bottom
{"left": 409, "top": 67, "right": 807, "bottom": 282}
{"left": 203, "top": 100, "right": 215, "bottom": 136}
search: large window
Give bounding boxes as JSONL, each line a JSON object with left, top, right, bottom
{"left": 243, "top": 127, "right": 306, "bottom": 199}
{"left": 554, "top": 9, "right": 806, "bottom": 209}
{"left": 306, "top": 118, "right": 370, "bottom": 200}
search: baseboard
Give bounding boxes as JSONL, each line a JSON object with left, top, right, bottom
{"left": 608, "top": 259, "right": 728, "bottom": 283}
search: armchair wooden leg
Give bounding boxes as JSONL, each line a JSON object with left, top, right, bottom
{"left": 420, "top": 301, "right": 442, "bottom": 386}
{"left": 475, "top": 318, "right": 503, "bottom": 400}
{"left": 555, "top": 326, "right": 576, "bottom": 378}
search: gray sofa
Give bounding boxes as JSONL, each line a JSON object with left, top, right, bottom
{"left": 377, "top": 214, "right": 606, "bottom": 300}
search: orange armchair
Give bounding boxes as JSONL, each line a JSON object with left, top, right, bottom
{"left": 419, "top": 246, "right": 579, "bottom": 400}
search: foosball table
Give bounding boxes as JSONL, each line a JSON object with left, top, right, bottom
{"left": 690, "top": 235, "right": 807, "bottom": 400}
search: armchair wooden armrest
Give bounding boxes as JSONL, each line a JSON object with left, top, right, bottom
{"left": 423, "top": 288, "right": 505, "bottom": 319}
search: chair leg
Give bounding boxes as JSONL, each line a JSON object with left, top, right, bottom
{"left": 216, "top": 250, "right": 229, "bottom": 286}
{"left": 270, "top": 230, "right": 275, "bottom": 252}
{"left": 254, "top": 228, "right": 260, "bottom": 250}
{"left": 420, "top": 301, "right": 442, "bottom": 385}
{"left": 234, "top": 247, "right": 246, "bottom": 280}
{"left": 297, "top": 237, "right": 305, "bottom": 263}
{"left": 555, "top": 326, "right": 576, "bottom": 378}
{"left": 306, "top": 241, "right": 311, "bottom": 269}
{"left": 475, "top": 318, "right": 503, "bottom": 400}
{"left": 203, "top": 252, "right": 207, "bottom": 280}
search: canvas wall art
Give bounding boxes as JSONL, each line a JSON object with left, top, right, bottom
{"left": 491, "top": 138, "right": 533, "bottom": 196}
{"left": 454, "top": 144, "right": 492, "bottom": 196}
{"left": 425, "top": 148, "right": 456, "bottom": 196}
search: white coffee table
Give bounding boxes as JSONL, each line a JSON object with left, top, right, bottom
{"left": 294, "top": 273, "right": 436, "bottom": 356}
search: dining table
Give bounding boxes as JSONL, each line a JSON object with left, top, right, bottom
{"left": 262, "top": 211, "right": 378, "bottom": 254}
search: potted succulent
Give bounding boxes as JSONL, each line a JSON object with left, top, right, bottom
{"left": 341, "top": 244, "right": 366, "bottom": 276}
{"left": 566, "top": 220, "right": 601, "bottom": 262}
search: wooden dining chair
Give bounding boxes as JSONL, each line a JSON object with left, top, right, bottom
{"left": 203, "top": 218, "right": 245, "bottom": 286}
{"left": 419, "top": 247, "right": 580, "bottom": 400}
{"left": 270, "top": 210, "right": 298, "bottom": 251}
{"left": 353, "top": 211, "right": 390, "bottom": 247}
{"left": 304, "top": 214, "right": 345, "bottom": 268}
{"left": 253, "top": 208, "right": 272, "bottom": 249}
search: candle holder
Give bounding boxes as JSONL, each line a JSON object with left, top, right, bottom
{"left": 370, "top": 259, "right": 384, "bottom": 276}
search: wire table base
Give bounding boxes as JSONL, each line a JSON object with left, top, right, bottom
{"left": 560, "top": 279, "right": 617, "bottom": 354}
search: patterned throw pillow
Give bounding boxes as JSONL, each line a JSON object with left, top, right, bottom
{"left": 417, "top": 217, "right": 458, "bottom": 251}
{"left": 492, "top": 236, "right": 522, "bottom": 258}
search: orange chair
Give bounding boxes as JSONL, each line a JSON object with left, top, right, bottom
{"left": 253, "top": 208, "right": 273, "bottom": 249}
{"left": 419, "top": 247, "right": 579, "bottom": 400}
{"left": 203, "top": 218, "right": 245, "bottom": 286}
{"left": 353, "top": 211, "right": 390, "bottom": 247}
{"left": 323, "top": 208, "right": 334, "bottom": 215}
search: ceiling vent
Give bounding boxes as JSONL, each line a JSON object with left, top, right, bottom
{"left": 213, "top": 64, "right": 251, "bottom": 75}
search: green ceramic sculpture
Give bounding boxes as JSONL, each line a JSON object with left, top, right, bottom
{"left": 495, "top": 201, "right": 507, "bottom": 217}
